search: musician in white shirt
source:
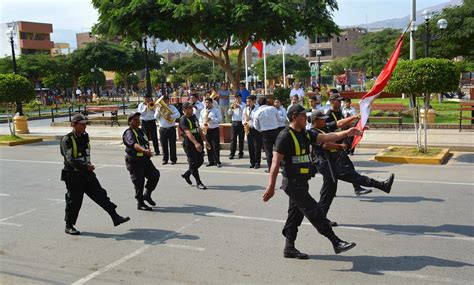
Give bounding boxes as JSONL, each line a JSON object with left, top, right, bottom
{"left": 242, "top": 95, "right": 261, "bottom": 169}
{"left": 137, "top": 96, "right": 160, "bottom": 155}
{"left": 227, "top": 94, "right": 246, "bottom": 159}
{"left": 254, "top": 97, "right": 280, "bottom": 172}
{"left": 154, "top": 96, "right": 181, "bottom": 165}
{"left": 200, "top": 97, "right": 223, "bottom": 167}
{"left": 274, "top": 99, "right": 287, "bottom": 132}
{"left": 189, "top": 94, "right": 204, "bottom": 119}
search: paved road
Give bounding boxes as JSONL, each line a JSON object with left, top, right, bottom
{"left": 1, "top": 140, "right": 473, "bottom": 284}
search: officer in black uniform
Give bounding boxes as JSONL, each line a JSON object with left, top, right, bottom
{"left": 180, "top": 102, "right": 211, "bottom": 190}
{"left": 60, "top": 114, "right": 130, "bottom": 235}
{"left": 123, "top": 112, "right": 161, "bottom": 211}
{"left": 262, "top": 105, "right": 359, "bottom": 259}
{"left": 309, "top": 110, "right": 395, "bottom": 226}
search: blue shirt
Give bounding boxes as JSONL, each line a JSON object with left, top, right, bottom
{"left": 238, "top": 89, "right": 250, "bottom": 103}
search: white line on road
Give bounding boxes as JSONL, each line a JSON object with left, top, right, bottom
{"left": 162, "top": 243, "right": 205, "bottom": 252}
{"left": 0, "top": 221, "right": 22, "bottom": 227}
{"left": 0, "top": 193, "right": 11, "bottom": 197}
{"left": 1, "top": 158, "right": 473, "bottom": 186}
{"left": 0, "top": 209, "right": 37, "bottom": 222}
{"left": 72, "top": 218, "right": 202, "bottom": 285}
{"left": 206, "top": 212, "right": 474, "bottom": 242}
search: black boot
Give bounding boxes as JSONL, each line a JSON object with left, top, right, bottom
{"left": 143, "top": 190, "right": 156, "bottom": 206}
{"left": 324, "top": 231, "right": 356, "bottom": 254}
{"left": 283, "top": 239, "right": 308, "bottom": 259}
{"left": 354, "top": 186, "right": 372, "bottom": 196}
{"left": 137, "top": 201, "right": 153, "bottom": 211}
{"left": 371, "top": 173, "right": 395, "bottom": 194}
{"left": 110, "top": 212, "right": 131, "bottom": 227}
{"left": 65, "top": 224, "right": 81, "bottom": 235}
{"left": 196, "top": 181, "right": 207, "bottom": 190}
{"left": 181, "top": 171, "right": 192, "bottom": 185}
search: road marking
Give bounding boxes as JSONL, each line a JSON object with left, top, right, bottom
{"left": 0, "top": 221, "right": 22, "bottom": 227}
{"left": 162, "top": 243, "right": 205, "bottom": 252}
{"left": 0, "top": 209, "right": 37, "bottom": 222}
{"left": 0, "top": 193, "right": 11, "bottom": 196}
{"left": 72, "top": 218, "right": 202, "bottom": 285}
{"left": 206, "top": 212, "right": 474, "bottom": 242}
{"left": 1, "top": 158, "right": 473, "bottom": 185}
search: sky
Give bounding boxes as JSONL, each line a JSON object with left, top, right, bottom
{"left": 1, "top": 0, "right": 452, "bottom": 31}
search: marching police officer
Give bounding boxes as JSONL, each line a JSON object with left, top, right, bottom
{"left": 60, "top": 114, "right": 130, "bottom": 235}
{"left": 262, "top": 105, "right": 359, "bottom": 259}
{"left": 180, "top": 102, "right": 211, "bottom": 190}
{"left": 123, "top": 112, "right": 161, "bottom": 211}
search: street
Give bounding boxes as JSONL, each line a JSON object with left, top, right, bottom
{"left": 0, "top": 140, "right": 473, "bottom": 284}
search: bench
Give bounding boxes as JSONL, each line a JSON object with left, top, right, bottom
{"left": 459, "top": 101, "right": 474, "bottom": 132}
{"left": 85, "top": 105, "right": 120, "bottom": 126}
{"left": 354, "top": 103, "right": 405, "bottom": 130}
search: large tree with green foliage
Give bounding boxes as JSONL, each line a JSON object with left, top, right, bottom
{"left": 92, "top": 0, "right": 339, "bottom": 92}
{"left": 386, "top": 58, "right": 458, "bottom": 151}
{"left": 254, "top": 54, "right": 310, "bottom": 84}
{"left": 16, "top": 54, "right": 61, "bottom": 88}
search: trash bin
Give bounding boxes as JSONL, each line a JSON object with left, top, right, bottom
{"left": 420, "top": 108, "right": 435, "bottom": 124}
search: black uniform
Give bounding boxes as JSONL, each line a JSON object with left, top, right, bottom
{"left": 230, "top": 120, "right": 244, "bottom": 158}
{"left": 180, "top": 114, "right": 205, "bottom": 184}
{"left": 123, "top": 127, "right": 160, "bottom": 205}
{"left": 60, "top": 132, "right": 118, "bottom": 226}
{"left": 141, "top": 119, "right": 160, "bottom": 155}
{"left": 246, "top": 106, "right": 262, "bottom": 167}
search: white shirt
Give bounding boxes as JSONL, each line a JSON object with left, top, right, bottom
{"left": 254, "top": 105, "right": 279, "bottom": 132}
{"left": 199, "top": 106, "right": 222, "bottom": 129}
{"left": 137, "top": 102, "right": 156, "bottom": 121}
{"left": 242, "top": 105, "right": 259, "bottom": 129}
{"left": 342, "top": 106, "right": 357, "bottom": 118}
{"left": 276, "top": 106, "right": 287, "bottom": 128}
{"left": 192, "top": 101, "right": 204, "bottom": 119}
{"left": 75, "top": 89, "right": 81, "bottom": 95}
{"left": 154, "top": 104, "right": 180, "bottom": 128}
{"left": 227, "top": 101, "right": 246, "bottom": 122}
{"left": 290, "top": 88, "right": 305, "bottom": 101}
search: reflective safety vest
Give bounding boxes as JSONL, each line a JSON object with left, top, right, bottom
{"left": 69, "top": 134, "right": 90, "bottom": 171}
{"left": 315, "top": 128, "right": 337, "bottom": 153}
{"left": 288, "top": 129, "right": 314, "bottom": 180}
{"left": 131, "top": 129, "right": 147, "bottom": 157}
{"left": 185, "top": 117, "right": 199, "bottom": 134}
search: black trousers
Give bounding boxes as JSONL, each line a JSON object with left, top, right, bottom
{"left": 184, "top": 141, "right": 204, "bottom": 183}
{"left": 159, "top": 126, "right": 177, "bottom": 163}
{"left": 315, "top": 157, "right": 339, "bottom": 215}
{"left": 142, "top": 119, "right": 160, "bottom": 154}
{"left": 261, "top": 128, "right": 279, "bottom": 170}
{"left": 230, "top": 121, "right": 244, "bottom": 156}
{"left": 281, "top": 178, "right": 334, "bottom": 243}
{"left": 125, "top": 156, "right": 160, "bottom": 202}
{"left": 247, "top": 128, "right": 262, "bottom": 166}
{"left": 206, "top": 127, "right": 220, "bottom": 164}
{"left": 64, "top": 171, "right": 117, "bottom": 225}
{"left": 337, "top": 151, "right": 364, "bottom": 191}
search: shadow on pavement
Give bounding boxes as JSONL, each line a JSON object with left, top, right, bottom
{"left": 353, "top": 161, "right": 395, "bottom": 168}
{"left": 337, "top": 195, "right": 445, "bottom": 203}
{"left": 29, "top": 140, "right": 60, "bottom": 146}
{"left": 453, "top": 153, "right": 474, "bottom": 163}
{"left": 308, "top": 254, "right": 473, "bottom": 275}
{"left": 205, "top": 184, "right": 264, "bottom": 192}
{"left": 341, "top": 223, "right": 474, "bottom": 238}
{"left": 81, "top": 228, "right": 199, "bottom": 245}
{"left": 154, "top": 204, "right": 233, "bottom": 216}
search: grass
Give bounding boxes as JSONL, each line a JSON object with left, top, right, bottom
{"left": 0, "top": 135, "right": 24, "bottom": 142}
{"left": 382, "top": 147, "right": 443, "bottom": 157}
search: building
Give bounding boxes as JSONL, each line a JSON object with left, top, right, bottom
{"left": 52, "top": 43, "right": 71, "bottom": 55}
{"left": 76, "top": 32, "right": 97, "bottom": 49}
{"left": 1, "top": 21, "right": 54, "bottom": 57}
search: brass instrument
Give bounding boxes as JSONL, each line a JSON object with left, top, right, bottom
{"left": 244, "top": 107, "right": 251, "bottom": 136}
{"left": 147, "top": 99, "right": 157, "bottom": 110}
{"left": 210, "top": 91, "right": 219, "bottom": 101}
{"left": 202, "top": 109, "right": 210, "bottom": 135}
{"left": 231, "top": 100, "right": 240, "bottom": 110}
{"left": 156, "top": 97, "right": 175, "bottom": 124}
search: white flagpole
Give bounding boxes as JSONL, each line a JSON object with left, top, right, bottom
{"left": 282, "top": 44, "right": 286, "bottom": 88}
{"left": 244, "top": 44, "right": 249, "bottom": 90}
{"left": 263, "top": 41, "right": 267, "bottom": 96}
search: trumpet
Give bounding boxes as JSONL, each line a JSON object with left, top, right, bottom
{"left": 202, "top": 109, "right": 210, "bottom": 135}
{"left": 156, "top": 97, "right": 175, "bottom": 124}
{"left": 147, "top": 100, "right": 157, "bottom": 110}
{"left": 210, "top": 91, "right": 219, "bottom": 101}
{"left": 231, "top": 100, "right": 240, "bottom": 110}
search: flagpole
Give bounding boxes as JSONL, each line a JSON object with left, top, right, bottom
{"left": 263, "top": 41, "right": 267, "bottom": 96}
{"left": 244, "top": 44, "right": 249, "bottom": 90}
{"left": 282, "top": 44, "right": 286, "bottom": 88}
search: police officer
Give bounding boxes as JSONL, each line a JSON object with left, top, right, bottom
{"left": 61, "top": 114, "right": 130, "bottom": 235}
{"left": 309, "top": 110, "right": 395, "bottom": 226}
{"left": 180, "top": 102, "right": 211, "bottom": 190}
{"left": 262, "top": 105, "right": 359, "bottom": 259}
{"left": 123, "top": 112, "right": 161, "bottom": 211}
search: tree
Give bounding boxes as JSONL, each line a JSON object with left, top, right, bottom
{"left": 0, "top": 57, "right": 13, "bottom": 74}
{"left": 16, "top": 54, "right": 60, "bottom": 88}
{"left": 92, "top": 0, "right": 339, "bottom": 92}
{"left": 78, "top": 72, "right": 106, "bottom": 92}
{"left": 254, "top": 54, "right": 310, "bottom": 84}
{"left": 42, "top": 55, "right": 74, "bottom": 95}
{"left": 170, "top": 55, "right": 213, "bottom": 86}
{"left": 321, "top": 57, "right": 352, "bottom": 76}
{"left": 386, "top": 58, "right": 458, "bottom": 151}
{"left": 0, "top": 74, "right": 35, "bottom": 134}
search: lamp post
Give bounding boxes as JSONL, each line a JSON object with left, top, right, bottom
{"left": 6, "top": 27, "right": 23, "bottom": 116}
{"left": 159, "top": 58, "right": 166, "bottom": 96}
{"left": 90, "top": 66, "right": 103, "bottom": 99}
{"left": 316, "top": 49, "right": 322, "bottom": 87}
{"left": 422, "top": 9, "right": 448, "bottom": 58}
{"left": 132, "top": 38, "right": 152, "bottom": 97}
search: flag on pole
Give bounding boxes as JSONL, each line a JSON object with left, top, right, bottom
{"left": 253, "top": 41, "right": 263, "bottom": 58}
{"left": 351, "top": 32, "right": 406, "bottom": 149}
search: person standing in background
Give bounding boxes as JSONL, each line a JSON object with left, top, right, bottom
{"left": 228, "top": 94, "right": 246, "bottom": 159}
{"left": 218, "top": 83, "right": 230, "bottom": 123}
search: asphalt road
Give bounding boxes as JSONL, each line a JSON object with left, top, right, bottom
{"left": 1, "top": 140, "right": 473, "bottom": 284}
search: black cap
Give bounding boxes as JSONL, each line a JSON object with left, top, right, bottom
{"left": 127, "top": 112, "right": 141, "bottom": 123}
{"left": 287, "top": 104, "right": 307, "bottom": 120}
{"left": 310, "top": 110, "right": 329, "bottom": 121}
{"left": 329, "top": 93, "right": 344, "bottom": 101}
{"left": 182, "top": 102, "right": 193, "bottom": 108}
{"left": 71, "top": 114, "right": 88, "bottom": 124}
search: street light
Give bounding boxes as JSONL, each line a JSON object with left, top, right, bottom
{"left": 132, "top": 38, "right": 152, "bottom": 97}
{"left": 6, "top": 27, "right": 23, "bottom": 115}
{"left": 316, "top": 49, "right": 322, "bottom": 87}
{"left": 422, "top": 9, "right": 448, "bottom": 58}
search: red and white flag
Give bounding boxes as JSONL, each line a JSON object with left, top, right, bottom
{"left": 253, "top": 41, "right": 263, "bottom": 58}
{"left": 351, "top": 34, "right": 405, "bottom": 149}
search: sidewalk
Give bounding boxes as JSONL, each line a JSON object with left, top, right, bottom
{"left": 1, "top": 120, "right": 473, "bottom": 151}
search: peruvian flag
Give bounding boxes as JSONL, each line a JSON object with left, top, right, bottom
{"left": 253, "top": 40, "right": 263, "bottom": 58}
{"left": 351, "top": 33, "right": 405, "bottom": 149}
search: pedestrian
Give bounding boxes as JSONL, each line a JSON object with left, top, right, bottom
{"left": 228, "top": 94, "right": 246, "bottom": 159}
{"left": 262, "top": 105, "right": 358, "bottom": 259}
{"left": 286, "top": 95, "right": 300, "bottom": 112}
{"left": 238, "top": 83, "right": 250, "bottom": 103}
{"left": 180, "top": 102, "right": 211, "bottom": 190}
{"left": 274, "top": 99, "right": 287, "bottom": 133}
{"left": 243, "top": 95, "right": 261, "bottom": 169}
{"left": 254, "top": 97, "right": 279, "bottom": 172}
{"left": 60, "top": 114, "right": 130, "bottom": 235}
{"left": 289, "top": 82, "right": 305, "bottom": 105}
{"left": 200, "top": 97, "right": 223, "bottom": 167}
{"left": 137, "top": 96, "right": 160, "bottom": 156}
{"left": 123, "top": 112, "right": 161, "bottom": 211}
{"left": 218, "top": 83, "right": 230, "bottom": 123}
{"left": 155, "top": 96, "right": 181, "bottom": 165}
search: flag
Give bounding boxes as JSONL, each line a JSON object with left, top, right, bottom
{"left": 253, "top": 41, "right": 263, "bottom": 58}
{"left": 351, "top": 33, "right": 405, "bottom": 149}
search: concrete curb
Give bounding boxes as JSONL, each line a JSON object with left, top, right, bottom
{"left": 374, "top": 146, "right": 450, "bottom": 165}
{"left": 0, "top": 138, "right": 43, "bottom": 146}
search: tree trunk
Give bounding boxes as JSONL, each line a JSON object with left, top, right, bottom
{"left": 423, "top": 92, "right": 430, "bottom": 152}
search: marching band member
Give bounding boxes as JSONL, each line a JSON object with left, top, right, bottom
{"left": 200, "top": 97, "right": 223, "bottom": 167}
{"left": 155, "top": 96, "right": 181, "bottom": 165}
{"left": 227, "top": 94, "right": 246, "bottom": 159}
{"left": 242, "top": 95, "right": 261, "bottom": 169}
{"left": 137, "top": 96, "right": 160, "bottom": 156}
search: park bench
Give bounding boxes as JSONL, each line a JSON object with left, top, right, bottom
{"left": 85, "top": 105, "right": 120, "bottom": 126}
{"left": 458, "top": 101, "right": 474, "bottom": 132}
{"left": 354, "top": 103, "right": 405, "bottom": 130}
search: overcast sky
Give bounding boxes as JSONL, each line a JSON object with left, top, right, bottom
{"left": 1, "top": 0, "right": 451, "bottom": 31}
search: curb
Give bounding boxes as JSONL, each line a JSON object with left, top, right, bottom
{"left": 0, "top": 138, "right": 43, "bottom": 146}
{"left": 374, "top": 147, "right": 450, "bottom": 165}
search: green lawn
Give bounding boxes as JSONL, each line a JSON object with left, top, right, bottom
{"left": 0, "top": 135, "right": 24, "bottom": 142}
{"left": 382, "top": 147, "right": 443, "bottom": 157}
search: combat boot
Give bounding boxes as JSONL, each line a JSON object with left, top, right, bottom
{"left": 65, "top": 224, "right": 81, "bottom": 235}
{"left": 110, "top": 212, "right": 131, "bottom": 226}
{"left": 283, "top": 239, "right": 308, "bottom": 259}
{"left": 371, "top": 173, "right": 395, "bottom": 194}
